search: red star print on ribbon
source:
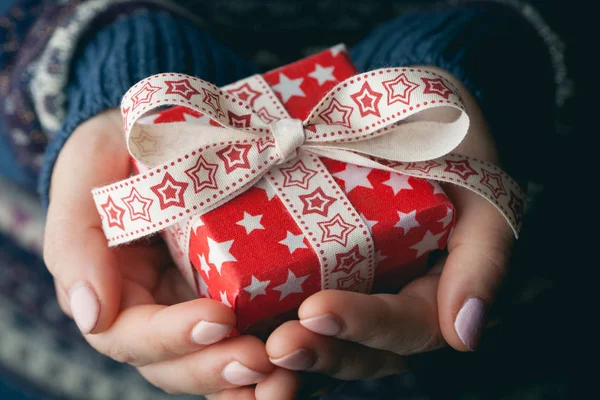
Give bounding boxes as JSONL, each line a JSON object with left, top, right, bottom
{"left": 165, "top": 79, "right": 201, "bottom": 101}
{"left": 336, "top": 271, "right": 365, "bottom": 291}
{"left": 444, "top": 159, "right": 478, "bottom": 180}
{"left": 421, "top": 77, "right": 453, "bottom": 99}
{"left": 350, "top": 81, "right": 383, "bottom": 117}
{"left": 280, "top": 160, "right": 318, "bottom": 189}
{"left": 405, "top": 160, "right": 441, "bottom": 174}
{"left": 382, "top": 73, "right": 419, "bottom": 105}
{"left": 227, "top": 83, "right": 262, "bottom": 107}
{"left": 227, "top": 111, "right": 252, "bottom": 128}
{"left": 131, "top": 82, "right": 161, "bottom": 110}
{"left": 333, "top": 245, "right": 366, "bottom": 274}
{"left": 202, "top": 88, "right": 225, "bottom": 118}
{"left": 216, "top": 144, "right": 252, "bottom": 173}
{"left": 480, "top": 168, "right": 508, "bottom": 199}
{"left": 101, "top": 196, "right": 126, "bottom": 230}
{"left": 150, "top": 172, "right": 189, "bottom": 209}
{"left": 121, "top": 187, "right": 154, "bottom": 223}
{"left": 318, "top": 98, "right": 353, "bottom": 128}
{"left": 256, "top": 107, "right": 279, "bottom": 123}
{"left": 317, "top": 213, "right": 356, "bottom": 246}
{"left": 184, "top": 155, "right": 219, "bottom": 193}
{"left": 298, "top": 187, "right": 336, "bottom": 217}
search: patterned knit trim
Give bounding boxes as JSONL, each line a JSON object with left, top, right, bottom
{"left": 28, "top": 0, "right": 203, "bottom": 135}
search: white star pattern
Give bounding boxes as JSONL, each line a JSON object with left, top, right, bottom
{"left": 273, "top": 270, "right": 309, "bottom": 300}
{"left": 207, "top": 238, "right": 237, "bottom": 275}
{"left": 236, "top": 212, "right": 265, "bottom": 234}
{"left": 254, "top": 179, "right": 276, "bottom": 200}
{"left": 191, "top": 217, "right": 205, "bottom": 234}
{"left": 410, "top": 230, "right": 445, "bottom": 258}
{"left": 394, "top": 210, "right": 421, "bottom": 235}
{"left": 183, "top": 112, "right": 211, "bottom": 124}
{"left": 383, "top": 173, "right": 413, "bottom": 195}
{"left": 243, "top": 276, "right": 271, "bottom": 300}
{"left": 198, "top": 253, "right": 211, "bottom": 277}
{"left": 360, "top": 213, "right": 379, "bottom": 232}
{"left": 220, "top": 291, "right": 232, "bottom": 307}
{"left": 272, "top": 73, "right": 305, "bottom": 103}
{"left": 309, "top": 64, "right": 336, "bottom": 85}
{"left": 279, "top": 231, "right": 308, "bottom": 254}
{"left": 332, "top": 164, "right": 373, "bottom": 193}
{"left": 375, "top": 249, "right": 387, "bottom": 264}
{"left": 438, "top": 207, "right": 453, "bottom": 228}
{"left": 330, "top": 44, "right": 345, "bottom": 56}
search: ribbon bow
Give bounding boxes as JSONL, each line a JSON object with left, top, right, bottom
{"left": 93, "top": 68, "right": 524, "bottom": 248}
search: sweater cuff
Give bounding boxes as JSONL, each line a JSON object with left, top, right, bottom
{"left": 38, "top": 9, "right": 257, "bottom": 208}
{"left": 350, "top": 1, "right": 555, "bottom": 185}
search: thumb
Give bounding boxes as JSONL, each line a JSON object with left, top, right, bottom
{"left": 437, "top": 185, "right": 514, "bottom": 351}
{"left": 44, "top": 109, "right": 129, "bottom": 334}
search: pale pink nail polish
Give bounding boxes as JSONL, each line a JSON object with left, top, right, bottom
{"left": 190, "top": 321, "right": 232, "bottom": 345}
{"left": 300, "top": 314, "right": 341, "bottom": 336}
{"left": 270, "top": 349, "right": 316, "bottom": 371}
{"left": 69, "top": 283, "right": 100, "bottom": 335}
{"left": 221, "top": 361, "right": 267, "bottom": 385}
{"left": 454, "top": 297, "right": 486, "bottom": 351}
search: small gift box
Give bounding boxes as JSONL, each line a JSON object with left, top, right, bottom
{"left": 93, "top": 45, "right": 523, "bottom": 333}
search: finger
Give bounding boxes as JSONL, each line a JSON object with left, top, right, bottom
{"left": 115, "top": 244, "right": 172, "bottom": 291}
{"left": 55, "top": 281, "right": 72, "bottom": 317}
{"left": 267, "top": 321, "right": 406, "bottom": 380}
{"left": 438, "top": 185, "right": 513, "bottom": 352}
{"left": 43, "top": 110, "right": 128, "bottom": 334}
{"left": 255, "top": 368, "right": 299, "bottom": 400}
{"left": 139, "top": 335, "right": 272, "bottom": 395}
{"left": 86, "top": 297, "right": 235, "bottom": 366}
{"left": 294, "top": 274, "right": 444, "bottom": 356}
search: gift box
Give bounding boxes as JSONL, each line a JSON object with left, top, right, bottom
{"left": 94, "top": 45, "right": 523, "bottom": 333}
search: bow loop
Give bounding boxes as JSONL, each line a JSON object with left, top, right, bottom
{"left": 270, "top": 119, "right": 305, "bottom": 164}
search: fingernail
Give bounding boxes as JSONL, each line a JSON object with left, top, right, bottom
{"left": 190, "top": 321, "right": 232, "bottom": 345}
{"left": 270, "top": 349, "right": 316, "bottom": 370}
{"left": 69, "top": 283, "right": 100, "bottom": 335}
{"left": 222, "top": 361, "right": 267, "bottom": 385}
{"left": 300, "top": 314, "right": 341, "bottom": 336}
{"left": 455, "top": 297, "right": 487, "bottom": 351}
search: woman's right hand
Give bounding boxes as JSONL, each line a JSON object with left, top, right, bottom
{"left": 43, "top": 109, "right": 298, "bottom": 398}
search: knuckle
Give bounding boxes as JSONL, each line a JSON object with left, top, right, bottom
{"left": 137, "top": 368, "right": 182, "bottom": 395}
{"left": 105, "top": 343, "right": 141, "bottom": 366}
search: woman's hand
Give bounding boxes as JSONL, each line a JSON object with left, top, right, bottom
{"left": 265, "top": 66, "right": 514, "bottom": 380}
{"left": 43, "top": 109, "right": 298, "bottom": 398}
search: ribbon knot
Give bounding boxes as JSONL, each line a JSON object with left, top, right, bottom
{"left": 270, "top": 118, "right": 306, "bottom": 164}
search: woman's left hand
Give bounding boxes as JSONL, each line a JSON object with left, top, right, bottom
{"left": 265, "top": 66, "right": 515, "bottom": 381}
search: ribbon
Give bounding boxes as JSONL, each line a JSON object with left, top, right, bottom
{"left": 92, "top": 67, "right": 525, "bottom": 293}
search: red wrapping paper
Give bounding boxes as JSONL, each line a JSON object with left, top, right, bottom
{"left": 140, "top": 47, "right": 454, "bottom": 332}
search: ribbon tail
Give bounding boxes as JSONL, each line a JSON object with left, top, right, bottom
{"left": 306, "top": 147, "right": 524, "bottom": 238}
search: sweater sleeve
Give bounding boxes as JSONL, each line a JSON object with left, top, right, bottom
{"left": 37, "top": 9, "right": 257, "bottom": 208}
{"left": 349, "top": 1, "right": 556, "bottom": 186}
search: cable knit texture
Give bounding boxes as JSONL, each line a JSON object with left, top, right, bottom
{"left": 38, "top": 9, "right": 257, "bottom": 208}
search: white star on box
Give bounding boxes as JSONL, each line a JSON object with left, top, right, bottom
{"left": 207, "top": 237, "right": 237, "bottom": 275}
{"left": 272, "top": 73, "right": 305, "bottom": 103}
{"left": 410, "top": 230, "right": 445, "bottom": 257}
{"left": 438, "top": 207, "right": 453, "bottom": 228}
{"left": 220, "top": 291, "right": 232, "bottom": 307}
{"left": 332, "top": 164, "right": 373, "bottom": 193}
{"left": 191, "top": 217, "right": 205, "bottom": 235}
{"left": 236, "top": 212, "right": 265, "bottom": 234}
{"left": 383, "top": 173, "right": 413, "bottom": 195}
{"left": 198, "top": 253, "right": 211, "bottom": 277}
{"left": 375, "top": 249, "right": 387, "bottom": 264}
{"left": 360, "top": 213, "right": 378, "bottom": 232}
{"left": 309, "top": 64, "right": 336, "bottom": 85}
{"left": 273, "top": 270, "right": 309, "bottom": 300}
{"left": 254, "top": 179, "right": 276, "bottom": 200}
{"left": 279, "top": 231, "right": 308, "bottom": 254}
{"left": 431, "top": 182, "right": 445, "bottom": 195}
{"left": 244, "top": 276, "right": 271, "bottom": 300}
{"left": 394, "top": 210, "right": 421, "bottom": 235}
